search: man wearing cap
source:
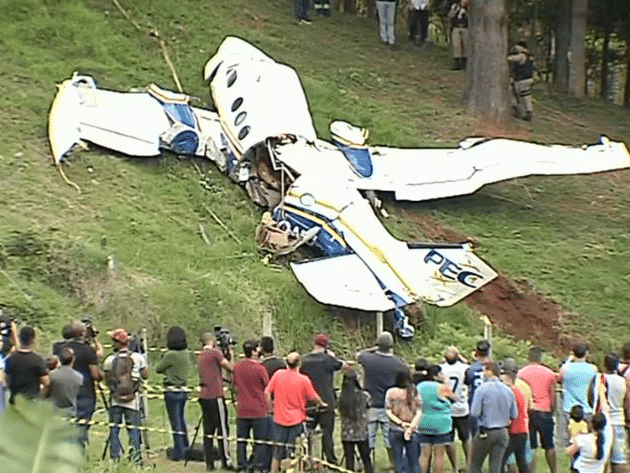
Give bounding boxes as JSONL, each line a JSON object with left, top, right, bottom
{"left": 558, "top": 342, "right": 598, "bottom": 447}
{"left": 357, "top": 331, "right": 408, "bottom": 467}
{"left": 233, "top": 339, "right": 270, "bottom": 473}
{"left": 198, "top": 331, "right": 235, "bottom": 471}
{"left": 103, "top": 328, "right": 148, "bottom": 465}
{"left": 300, "top": 332, "right": 346, "bottom": 465}
{"left": 517, "top": 347, "right": 558, "bottom": 473}
{"left": 465, "top": 340, "right": 492, "bottom": 435}
{"left": 469, "top": 361, "right": 517, "bottom": 473}
{"left": 265, "top": 352, "right": 327, "bottom": 473}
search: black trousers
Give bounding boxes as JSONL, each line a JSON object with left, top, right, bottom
{"left": 342, "top": 439, "right": 373, "bottom": 473}
{"left": 409, "top": 9, "right": 430, "bottom": 42}
{"left": 309, "top": 409, "right": 337, "bottom": 464}
{"left": 199, "top": 397, "right": 233, "bottom": 469}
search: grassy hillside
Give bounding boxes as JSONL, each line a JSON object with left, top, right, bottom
{"left": 1, "top": 0, "right": 630, "bottom": 470}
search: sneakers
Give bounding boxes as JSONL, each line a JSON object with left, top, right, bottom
{"left": 299, "top": 17, "right": 312, "bottom": 24}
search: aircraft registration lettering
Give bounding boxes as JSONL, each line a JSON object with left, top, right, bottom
{"left": 424, "top": 249, "right": 484, "bottom": 288}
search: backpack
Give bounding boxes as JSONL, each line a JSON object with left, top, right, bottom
{"left": 109, "top": 353, "right": 138, "bottom": 403}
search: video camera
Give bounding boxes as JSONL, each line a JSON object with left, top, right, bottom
{"left": 214, "top": 325, "right": 236, "bottom": 360}
{"left": 81, "top": 317, "right": 99, "bottom": 344}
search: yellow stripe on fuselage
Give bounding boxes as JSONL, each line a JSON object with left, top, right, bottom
{"left": 287, "top": 190, "right": 417, "bottom": 299}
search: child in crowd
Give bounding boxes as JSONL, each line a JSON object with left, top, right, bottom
{"left": 569, "top": 404, "right": 588, "bottom": 439}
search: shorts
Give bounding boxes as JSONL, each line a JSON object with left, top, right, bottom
{"left": 506, "top": 435, "right": 533, "bottom": 465}
{"left": 450, "top": 416, "right": 470, "bottom": 442}
{"left": 611, "top": 425, "right": 627, "bottom": 464}
{"left": 529, "top": 410, "right": 555, "bottom": 450}
{"left": 272, "top": 423, "right": 303, "bottom": 460}
{"left": 419, "top": 432, "right": 452, "bottom": 446}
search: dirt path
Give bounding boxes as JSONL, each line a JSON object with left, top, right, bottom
{"left": 401, "top": 210, "right": 573, "bottom": 354}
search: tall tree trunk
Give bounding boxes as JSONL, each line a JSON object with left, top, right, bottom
{"left": 600, "top": 27, "right": 611, "bottom": 99}
{"left": 568, "top": 0, "right": 587, "bottom": 97}
{"left": 556, "top": 0, "right": 571, "bottom": 90}
{"left": 464, "top": 0, "right": 509, "bottom": 120}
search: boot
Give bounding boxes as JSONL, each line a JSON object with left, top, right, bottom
{"left": 452, "top": 58, "right": 461, "bottom": 70}
{"left": 524, "top": 111, "right": 533, "bottom": 121}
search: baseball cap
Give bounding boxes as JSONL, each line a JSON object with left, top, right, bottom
{"left": 107, "top": 328, "right": 129, "bottom": 344}
{"left": 314, "top": 333, "right": 330, "bottom": 348}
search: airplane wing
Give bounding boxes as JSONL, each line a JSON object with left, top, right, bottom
{"left": 290, "top": 254, "right": 396, "bottom": 312}
{"left": 358, "top": 137, "right": 630, "bottom": 201}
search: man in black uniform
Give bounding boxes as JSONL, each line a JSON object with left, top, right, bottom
{"left": 300, "top": 333, "right": 346, "bottom": 466}
{"left": 508, "top": 40, "right": 535, "bottom": 121}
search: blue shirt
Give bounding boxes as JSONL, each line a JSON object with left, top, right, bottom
{"left": 465, "top": 360, "right": 485, "bottom": 405}
{"left": 561, "top": 361, "right": 598, "bottom": 414}
{"left": 470, "top": 377, "right": 517, "bottom": 429}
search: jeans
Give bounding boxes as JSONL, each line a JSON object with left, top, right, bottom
{"left": 109, "top": 405, "right": 141, "bottom": 464}
{"left": 237, "top": 417, "right": 269, "bottom": 470}
{"left": 368, "top": 407, "right": 390, "bottom": 448}
{"left": 376, "top": 1, "right": 397, "bottom": 45}
{"left": 76, "top": 395, "right": 96, "bottom": 448}
{"left": 294, "top": 0, "right": 310, "bottom": 20}
{"left": 389, "top": 428, "right": 421, "bottom": 473}
{"left": 164, "top": 391, "right": 189, "bottom": 460}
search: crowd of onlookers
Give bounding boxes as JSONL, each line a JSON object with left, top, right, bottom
{"left": 1, "top": 309, "right": 628, "bottom": 473}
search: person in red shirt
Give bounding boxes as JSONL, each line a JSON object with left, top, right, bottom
{"left": 233, "top": 339, "right": 270, "bottom": 472}
{"left": 517, "top": 346, "right": 558, "bottom": 473}
{"left": 198, "top": 331, "right": 234, "bottom": 471}
{"left": 265, "top": 352, "right": 327, "bottom": 473}
{"left": 501, "top": 360, "right": 530, "bottom": 473}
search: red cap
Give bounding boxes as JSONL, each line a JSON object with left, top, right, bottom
{"left": 314, "top": 333, "right": 329, "bottom": 348}
{"left": 107, "top": 328, "right": 129, "bottom": 344}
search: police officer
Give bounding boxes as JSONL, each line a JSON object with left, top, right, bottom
{"left": 508, "top": 41, "right": 535, "bottom": 121}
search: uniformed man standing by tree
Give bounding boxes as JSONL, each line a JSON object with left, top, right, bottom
{"left": 508, "top": 41, "right": 535, "bottom": 121}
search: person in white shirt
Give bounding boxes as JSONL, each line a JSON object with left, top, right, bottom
{"left": 440, "top": 346, "right": 471, "bottom": 471}
{"left": 567, "top": 412, "right": 612, "bottom": 473}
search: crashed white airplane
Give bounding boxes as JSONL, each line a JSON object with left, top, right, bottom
{"left": 48, "top": 36, "right": 630, "bottom": 338}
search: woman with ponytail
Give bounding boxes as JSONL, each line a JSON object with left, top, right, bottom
{"left": 566, "top": 411, "right": 612, "bottom": 473}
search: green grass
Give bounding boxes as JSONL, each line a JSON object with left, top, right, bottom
{"left": 1, "top": 0, "right": 630, "bottom": 471}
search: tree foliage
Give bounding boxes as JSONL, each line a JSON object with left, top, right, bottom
{"left": 0, "top": 399, "right": 83, "bottom": 473}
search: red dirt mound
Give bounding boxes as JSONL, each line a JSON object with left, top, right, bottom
{"left": 401, "top": 210, "right": 572, "bottom": 354}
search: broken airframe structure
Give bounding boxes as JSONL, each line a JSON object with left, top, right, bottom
{"left": 48, "top": 36, "right": 630, "bottom": 339}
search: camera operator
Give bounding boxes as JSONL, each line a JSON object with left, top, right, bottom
{"left": 53, "top": 320, "right": 103, "bottom": 448}
{"left": 198, "top": 330, "right": 235, "bottom": 471}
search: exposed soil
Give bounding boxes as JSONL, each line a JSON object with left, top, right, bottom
{"left": 400, "top": 210, "right": 573, "bottom": 355}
